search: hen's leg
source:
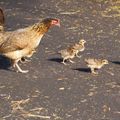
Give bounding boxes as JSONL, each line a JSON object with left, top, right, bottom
{"left": 13, "top": 59, "right": 29, "bottom": 73}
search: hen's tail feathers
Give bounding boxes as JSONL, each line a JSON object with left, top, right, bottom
{"left": 0, "top": 8, "right": 5, "bottom": 31}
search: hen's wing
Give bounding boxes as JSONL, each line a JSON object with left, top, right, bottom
{"left": 0, "top": 29, "right": 30, "bottom": 53}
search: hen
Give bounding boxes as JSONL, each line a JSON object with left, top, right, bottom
{"left": 0, "top": 18, "right": 60, "bottom": 73}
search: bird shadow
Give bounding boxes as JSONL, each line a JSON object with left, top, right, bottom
{"left": 48, "top": 58, "right": 62, "bottom": 63}
{"left": 73, "top": 68, "right": 91, "bottom": 73}
{"left": 0, "top": 55, "right": 11, "bottom": 70}
{"left": 110, "top": 61, "right": 120, "bottom": 65}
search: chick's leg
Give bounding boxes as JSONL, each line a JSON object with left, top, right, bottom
{"left": 91, "top": 68, "right": 98, "bottom": 74}
{"left": 69, "top": 59, "right": 75, "bottom": 63}
{"left": 61, "top": 58, "right": 67, "bottom": 65}
{"left": 76, "top": 53, "right": 81, "bottom": 58}
{"left": 13, "top": 59, "right": 29, "bottom": 73}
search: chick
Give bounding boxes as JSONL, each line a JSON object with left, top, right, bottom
{"left": 85, "top": 58, "right": 109, "bottom": 74}
{"left": 72, "top": 39, "right": 86, "bottom": 58}
{"left": 20, "top": 49, "right": 36, "bottom": 63}
{"left": 58, "top": 47, "right": 76, "bottom": 65}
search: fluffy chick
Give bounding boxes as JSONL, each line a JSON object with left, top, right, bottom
{"left": 85, "top": 58, "right": 108, "bottom": 74}
{"left": 20, "top": 49, "right": 36, "bottom": 63}
{"left": 72, "top": 39, "right": 86, "bottom": 58}
{"left": 59, "top": 47, "right": 76, "bottom": 65}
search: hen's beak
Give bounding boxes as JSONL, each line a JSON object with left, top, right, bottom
{"left": 51, "top": 19, "right": 60, "bottom": 27}
{"left": 56, "top": 19, "right": 60, "bottom": 27}
{"left": 56, "top": 21, "right": 60, "bottom": 27}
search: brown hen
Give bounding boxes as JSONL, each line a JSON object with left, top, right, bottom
{"left": 0, "top": 18, "right": 60, "bottom": 73}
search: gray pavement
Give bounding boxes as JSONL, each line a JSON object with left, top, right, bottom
{"left": 0, "top": 0, "right": 120, "bottom": 120}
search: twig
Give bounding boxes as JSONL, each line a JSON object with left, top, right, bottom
{"left": 22, "top": 113, "right": 51, "bottom": 119}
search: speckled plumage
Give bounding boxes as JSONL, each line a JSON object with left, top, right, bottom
{"left": 59, "top": 47, "right": 76, "bottom": 65}
{"left": 72, "top": 39, "right": 86, "bottom": 58}
{"left": 85, "top": 58, "right": 109, "bottom": 74}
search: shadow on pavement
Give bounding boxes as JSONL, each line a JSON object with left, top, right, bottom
{"left": 73, "top": 68, "right": 91, "bottom": 73}
{"left": 48, "top": 58, "right": 62, "bottom": 63}
{"left": 0, "top": 55, "right": 11, "bottom": 70}
{"left": 110, "top": 61, "right": 120, "bottom": 65}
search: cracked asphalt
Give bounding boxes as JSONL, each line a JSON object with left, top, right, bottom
{"left": 0, "top": 0, "right": 120, "bottom": 120}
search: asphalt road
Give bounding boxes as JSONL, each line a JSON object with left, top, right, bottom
{"left": 0, "top": 0, "right": 120, "bottom": 120}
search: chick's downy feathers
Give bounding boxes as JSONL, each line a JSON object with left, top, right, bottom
{"left": 85, "top": 58, "right": 108, "bottom": 74}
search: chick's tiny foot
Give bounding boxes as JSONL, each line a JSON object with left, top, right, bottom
{"left": 92, "top": 71, "right": 98, "bottom": 75}
{"left": 76, "top": 55, "right": 81, "bottom": 58}
{"left": 61, "top": 61, "right": 67, "bottom": 65}
{"left": 91, "top": 68, "right": 98, "bottom": 75}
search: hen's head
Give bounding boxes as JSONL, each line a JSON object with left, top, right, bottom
{"left": 42, "top": 18, "right": 60, "bottom": 27}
